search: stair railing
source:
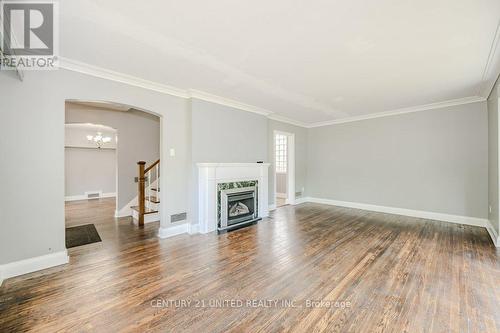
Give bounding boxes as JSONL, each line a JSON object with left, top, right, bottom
{"left": 137, "top": 159, "right": 160, "bottom": 226}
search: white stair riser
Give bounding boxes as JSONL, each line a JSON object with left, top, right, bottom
{"left": 146, "top": 201, "right": 160, "bottom": 210}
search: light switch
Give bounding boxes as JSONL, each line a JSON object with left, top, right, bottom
{"left": 169, "top": 148, "right": 176, "bottom": 157}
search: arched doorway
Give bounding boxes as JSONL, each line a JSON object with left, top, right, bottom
{"left": 64, "top": 100, "right": 161, "bottom": 249}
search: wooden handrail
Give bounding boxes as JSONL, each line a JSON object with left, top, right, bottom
{"left": 144, "top": 159, "right": 160, "bottom": 174}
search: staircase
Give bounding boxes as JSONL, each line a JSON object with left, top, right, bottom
{"left": 131, "top": 160, "right": 160, "bottom": 225}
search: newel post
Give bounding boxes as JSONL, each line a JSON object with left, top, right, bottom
{"left": 137, "top": 161, "right": 146, "bottom": 226}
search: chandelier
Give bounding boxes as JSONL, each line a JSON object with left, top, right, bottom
{"left": 87, "top": 132, "right": 112, "bottom": 148}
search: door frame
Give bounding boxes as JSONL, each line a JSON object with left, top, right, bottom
{"left": 273, "top": 130, "right": 295, "bottom": 206}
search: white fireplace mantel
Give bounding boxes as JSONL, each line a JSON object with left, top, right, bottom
{"left": 197, "top": 163, "right": 270, "bottom": 233}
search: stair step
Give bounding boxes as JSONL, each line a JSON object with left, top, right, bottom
{"left": 146, "top": 196, "right": 160, "bottom": 203}
{"left": 151, "top": 188, "right": 160, "bottom": 192}
{"left": 131, "top": 206, "right": 158, "bottom": 215}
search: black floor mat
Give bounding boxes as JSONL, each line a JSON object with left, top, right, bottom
{"left": 65, "top": 224, "right": 102, "bottom": 248}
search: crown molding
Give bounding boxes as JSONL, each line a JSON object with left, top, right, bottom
{"left": 307, "top": 96, "right": 486, "bottom": 128}
{"left": 187, "top": 89, "right": 271, "bottom": 116}
{"left": 59, "top": 57, "right": 487, "bottom": 129}
{"left": 267, "top": 113, "right": 309, "bottom": 128}
{"left": 59, "top": 57, "right": 310, "bottom": 127}
{"left": 59, "top": 57, "right": 189, "bottom": 98}
{"left": 478, "top": 21, "right": 500, "bottom": 98}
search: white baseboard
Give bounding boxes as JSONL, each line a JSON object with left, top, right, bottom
{"left": 485, "top": 220, "right": 500, "bottom": 247}
{"left": 65, "top": 192, "right": 115, "bottom": 202}
{"left": 115, "top": 196, "right": 138, "bottom": 217}
{"left": 0, "top": 250, "right": 69, "bottom": 285}
{"left": 158, "top": 223, "right": 189, "bottom": 239}
{"left": 269, "top": 204, "right": 277, "bottom": 211}
{"left": 303, "top": 197, "right": 498, "bottom": 245}
{"left": 305, "top": 197, "right": 488, "bottom": 228}
{"left": 294, "top": 197, "right": 309, "bottom": 205}
{"left": 188, "top": 223, "right": 199, "bottom": 234}
{"left": 276, "top": 192, "right": 287, "bottom": 199}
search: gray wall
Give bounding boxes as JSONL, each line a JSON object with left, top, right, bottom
{"left": 65, "top": 148, "right": 116, "bottom": 197}
{"left": 66, "top": 104, "right": 160, "bottom": 210}
{"left": 1, "top": 65, "right": 492, "bottom": 269}
{"left": 191, "top": 99, "right": 268, "bottom": 163}
{"left": 307, "top": 102, "right": 488, "bottom": 218}
{"left": 0, "top": 69, "right": 190, "bottom": 265}
{"left": 64, "top": 125, "right": 117, "bottom": 197}
{"left": 268, "top": 120, "right": 308, "bottom": 205}
{"left": 276, "top": 173, "right": 287, "bottom": 195}
{"left": 488, "top": 78, "right": 500, "bottom": 234}
{"left": 189, "top": 99, "right": 269, "bottom": 224}
{"left": 189, "top": 100, "right": 309, "bottom": 220}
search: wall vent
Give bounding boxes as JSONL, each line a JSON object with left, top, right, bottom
{"left": 295, "top": 191, "right": 303, "bottom": 197}
{"left": 85, "top": 191, "right": 101, "bottom": 199}
{"left": 171, "top": 212, "right": 187, "bottom": 223}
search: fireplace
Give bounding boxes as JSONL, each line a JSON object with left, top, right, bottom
{"left": 197, "top": 163, "right": 269, "bottom": 234}
{"left": 220, "top": 186, "right": 259, "bottom": 231}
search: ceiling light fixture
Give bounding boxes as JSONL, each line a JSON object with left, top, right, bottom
{"left": 87, "top": 132, "right": 112, "bottom": 148}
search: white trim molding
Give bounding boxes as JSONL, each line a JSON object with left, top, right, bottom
{"left": 58, "top": 57, "right": 491, "bottom": 129}
{"left": 268, "top": 113, "right": 309, "bottom": 127}
{"left": 478, "top": 21, "right": 500, "bottom": 98}
{"left": 59, "top": 57, "right": 188, "bottom": 98}
{"left": 115, "top": 196, "right": 138, "bottom": 217}
{"left": 307, "top": 96, "right": 486, "bottom": 128}
{"left": 300, "top": 197, "right": 498, "bottom": 246}
{"left": 485, "top": 220, "right": 500, "bottom": 247}
{"left": 294, "top": 197, "right": 309, "bottom": 205}
{"left": 65, "top": 191, "right": 116, "bottom": 202}
{"left": 187, "top": 223, "right": 199, "bottom": 234}
{"left": 0, "top": 250, "right": 69, "bottom": 285}
{"left": 305, "top": 197, "right": 488, "bottom": 227}
{"left": 188, "top": 89, "right": 271, "bottom": 116}
{"left": 269, "top": 204, "right": 277, "bottom": 211}
{"left": 158, "top": 223, "right": 189, "bottom": 239}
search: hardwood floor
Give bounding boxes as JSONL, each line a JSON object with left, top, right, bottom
{"left": 1, "top": 198, "right": 499, "bottom": 332}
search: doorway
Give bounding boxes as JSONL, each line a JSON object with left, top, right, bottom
{"left": 274, "top": 130, "right": 295, "bottom": 208}
{"left": 64, "top": 100, "right": 161, "bottom": 249}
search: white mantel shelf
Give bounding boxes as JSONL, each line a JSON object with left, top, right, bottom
{"left": 197, "top": 162, "right": 269, "bottom": 233}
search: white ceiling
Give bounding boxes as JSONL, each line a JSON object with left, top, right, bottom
{"left": 59, "top": 1, "right": 500, "bottom": 125}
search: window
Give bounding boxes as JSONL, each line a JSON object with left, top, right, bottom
{"left": 275, "top": 134, "right": 287, "bottom": 173}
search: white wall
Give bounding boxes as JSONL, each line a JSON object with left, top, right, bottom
{"left": 65, "top": 104, "right": 160, "bottom": 210}
{"left": 307, "top": 102, "right": 488, "bottom": 219}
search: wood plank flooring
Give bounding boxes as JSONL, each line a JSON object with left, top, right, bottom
{"left": 1, "top": 198, "right": 499, "bottom": 332}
